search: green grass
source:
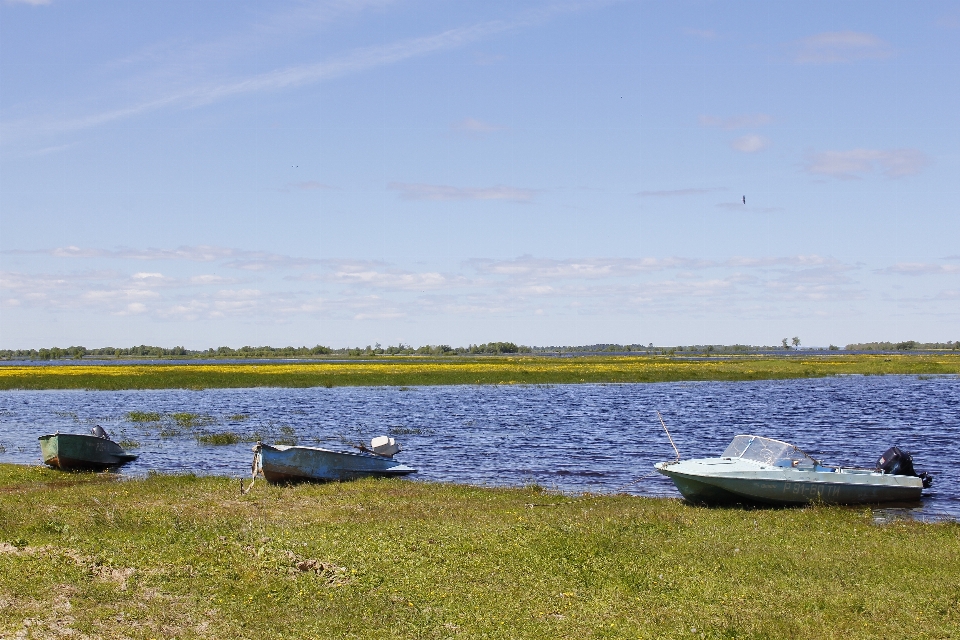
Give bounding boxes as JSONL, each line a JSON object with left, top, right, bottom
{"left": 1, "top": 354, "right": 959, "bottom": 390}
{"left": 126, "top": 411, "right": 162, "bottom": 423}
{"left": 0, "top": 463, "right": 957, "bottom": 639}
{"left": 195, "top": 432, "right": 242, "bottom": 446}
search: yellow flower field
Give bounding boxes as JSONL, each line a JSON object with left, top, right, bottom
{"left": 0, "top": 354, "right": 958, "bottom": 390}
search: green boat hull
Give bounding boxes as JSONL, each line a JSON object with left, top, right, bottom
{"left": 38, "top": 434, "right": 137, "bottom": 471}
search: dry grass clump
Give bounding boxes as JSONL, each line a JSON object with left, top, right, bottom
{"left": 0, "top": 463, "right": 958, "bottom": 638}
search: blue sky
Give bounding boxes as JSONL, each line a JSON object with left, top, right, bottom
{"left": 1, "top": 0, "right": 958, "bottom": 349}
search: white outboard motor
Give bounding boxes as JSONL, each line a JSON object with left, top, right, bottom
{"left": 91, "top": 425, "right": 109, "bottom": 439}
{"left": 370, "top": 436, "right": 400, "bottom": 457}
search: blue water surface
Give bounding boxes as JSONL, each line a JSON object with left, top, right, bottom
{"left": 0, "top": 375, "right": 956, "bottom": 518}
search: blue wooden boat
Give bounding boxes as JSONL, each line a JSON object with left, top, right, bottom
{"left": 656, "top": 435, "right": 929, "bottom": 506}
{"left": 253, "top": 440, "right": 417, "bottom": 483}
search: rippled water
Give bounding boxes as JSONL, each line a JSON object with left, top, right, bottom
{"left": 1, "top": 376, "right": 957, "bottom": 518}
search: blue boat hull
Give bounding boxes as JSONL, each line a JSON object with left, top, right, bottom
{"left": 256, "top": 443, "right": 416, "bottom": 483}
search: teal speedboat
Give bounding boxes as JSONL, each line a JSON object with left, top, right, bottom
{"left": 655, "top": 435, "right": 929, "bottom": 506}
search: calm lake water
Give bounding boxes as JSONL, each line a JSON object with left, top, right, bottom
{"left": 1, "top": 375, "right": 957, "bottom": 518}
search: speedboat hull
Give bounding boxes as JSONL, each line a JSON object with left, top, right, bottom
{"left": 38, "top": 434, "right": 138, "bottom": 471}
{"left": 656, "top": 458, "right": 923, "bottom": 505}
{"left": 655, "top": 434, "right": 927, "bottom": 506}
{"left": 656, "top": 459, "right": 923, "bottom": 505}
{"left": 255, "top": 443, "right": 416, "bottom": 483}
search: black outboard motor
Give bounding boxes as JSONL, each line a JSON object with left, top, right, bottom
{"left": 877, "top": 446, "right": 933, "bottom": 489}
{"left": 91, "top": 425, "right": 110, "bottom": 440}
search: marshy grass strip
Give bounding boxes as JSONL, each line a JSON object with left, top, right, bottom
{"left": 1, "top": 354, "right": 959, "bottom": 390}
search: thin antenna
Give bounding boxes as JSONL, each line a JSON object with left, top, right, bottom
{"left": 657, "top": 410, "right": 680, "bottom": 461}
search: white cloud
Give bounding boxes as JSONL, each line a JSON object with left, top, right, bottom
{"left": 388, "top": 182, "right": 538, "bottom": 203}
{"left": 189, "top": 274, "right": 234, "bottom": 285}
{"left": 882, "top": 263, "right": 960, "bottom": 276}
{"left": 469, "top": 256, "right": 705, "bottom": 281}
{"left": 638, "top": 187, "right": 725, "bottom": 197}
{"left": 318, "top": 261, "right": 461, "bottom": 290}
{"left": 5, "top": 0, "right": 51, "bottom": 5}
{"left": 131, "top": 272, "right": 166, "bottom": 281}
{"left": 699, "top": 114, "right": 772, "bottom": 130}
{"left": 450, "top": 117, "right": 505, "bottom": 135}
{"left": 82, "top": 288, "right": 160, "bottom": 302}
{"left": 2, "top": 249, "right": 866, "bottom": 328}
{"left": 730, "top": 134, "right": 769, "bottom": 153}
{"left": 794, "top": 31, "right": 893, "bottom": 64}
{"left": 805, "top": 148, "right": 929, "bottom": 179}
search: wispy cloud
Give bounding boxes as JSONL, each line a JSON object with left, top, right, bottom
{"left": 2, "top": 2, "right": 602, "bottom": 142}
{"left": 44, "top": 245, "right": 234, "bottom": 261}
{"left": 26, "top": 143, "right": 75, "bottom": 157}
{"left": 880, "top": 263, "right": 960, "bottom": 276}
{"left": 5, "top": 0, "right": 51, "bottom": 5}
{"left": 473, "top": 52, "right": 507, "bottom": 65}
{"left": 12, "top": 245, "right": 321, "bottom": 269}
{"left": 805, "top": 148, "right": 929, "bottom": 179}
{"left": 730, "top": 134, "right": 769, "bottom": 153}
{"left": 468, "top": 256, "right": 708, "bottom": 281}
{"left": 716, "top": 202, "right": 781, "bottom": 213}
{"left": 314, "top": 260, "right": 464, "bottom": 291}
{"left": 699, "top": 114, "right": 772, "bottom": 130}
{"left": 937, "top": 10, "right": 960, "bottom": 29}
{"left": 683, "top": 28, "right": 717, "bottom": 40}
{"left": 793, "top": 31, "right": 893, "bottom": 64}
{"left": 189, "top": 274, "right": 236, "bottom": 285}
{"left": 289, "top": 181, "right": 336, "bottom": 191}
{"left": 638, "top": 187, "right": 725, "bottom": 197}
{"left": 450, "top": 117, "right": 506, "bottom": 136}
{"left": 389, "top": 182, "right": 538, "bottom": 203}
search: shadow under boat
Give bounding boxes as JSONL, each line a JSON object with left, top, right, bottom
{"left": 252, "top": 435, "right": 417, "bottom": 484}
{"left": 655, "top": 434, "right": 932, "bottom": 507}
{"left": 38, "top": 426, "right": 138, "bottom": 471}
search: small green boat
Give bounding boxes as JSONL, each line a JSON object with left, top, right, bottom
{"left": 38, "top": 427, "right": 137, "bottom": 471}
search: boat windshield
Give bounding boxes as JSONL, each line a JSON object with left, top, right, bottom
{"left": 721, "top": 435, "right": 819, "bottom": 466}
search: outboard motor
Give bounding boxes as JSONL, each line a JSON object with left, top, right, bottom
{"left": 877, "top": 446, "right": 933, "bottom": 489}
{"left": 91, "top": 425, "right": 110, "bottom": 439}
{"left": 370, "top": 436, "right": 400, "bottom": 457}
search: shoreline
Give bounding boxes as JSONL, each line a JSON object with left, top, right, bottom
{"left": 1, "top": 354, "right": 958, "bottom": 390}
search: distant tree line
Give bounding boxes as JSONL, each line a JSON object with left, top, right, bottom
{"left": 845, "top": 341, "right": 959, "bottom": 351}
{"left": 2, "top": 339, "right": 957, "bottom": 360}
{"left": 343, "top": 342, "right": 532, "bottom": 356}
{"left": 199, "top": 345, "right": 332, "bottom": 357}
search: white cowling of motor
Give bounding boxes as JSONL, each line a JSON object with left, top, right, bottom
{"left": 370, "top": 436, "right": 400, "bottom": 457}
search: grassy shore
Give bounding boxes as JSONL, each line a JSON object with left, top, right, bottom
{"left": 1, "top": 354, "right": 958, "bottom": 390}
{"left": 0, "top": 464, "right": 957, "bottom": 639}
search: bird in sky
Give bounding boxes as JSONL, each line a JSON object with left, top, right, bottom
{"left": 742, "top": 195, "right": 746, "bottom": 204}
